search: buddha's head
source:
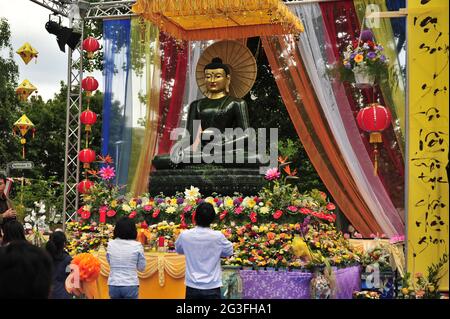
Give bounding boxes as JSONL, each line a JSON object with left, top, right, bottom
{"left": 204, "top": 57, "right": 231, "bottom": 97}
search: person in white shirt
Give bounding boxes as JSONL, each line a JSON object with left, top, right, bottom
{"left": 107, "top": 217, "right": 146, "bottom": 299}
{"left": 175, "top": 202, "right": 233, "bottom": 299}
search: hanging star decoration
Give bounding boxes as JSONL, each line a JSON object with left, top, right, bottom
{"left": 13, "top": 114, "right": 35, "bottom": 159}
{"left": 15, "top": 79, "right": 37, "bottom": 101}
{"left": 16, "top": 42, "right": 38, "bottom": 64}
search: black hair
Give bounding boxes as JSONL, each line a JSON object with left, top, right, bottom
{"left": 195, "top": 202, "right": 216, "bottom": 227}
{"left": 0, "top": 241, "right": 53, "bottom": 299}
{"left": 204, "top": 57, "right": 230, "bottom": 75}
{"left": 2, "top": 220, "right": 26, "bottom": 245}
{"left": 113, "top": 217, "right": 137, "bottom": 240}
{"left": 0, "top": 173, "right": 6, "bottom": 183}
{"left": 45, "top": 230, "right": 67, "bottom": 261}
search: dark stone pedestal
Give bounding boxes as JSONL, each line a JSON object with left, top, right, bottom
{"left": 149, "top": 166, "right": 266, "bottom": 196}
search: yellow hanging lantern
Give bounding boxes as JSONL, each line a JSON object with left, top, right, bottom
{"left": 16, "top": 42, "right": 39, "bottom": 64}
{"left": 131, "top": 0, "right": 304, "bottom": 41}
{"left": 15, "top": 79, "right": 37, "bottom": 102}
{"left": 13, "top": 114, "right": 35, "bottom": 159}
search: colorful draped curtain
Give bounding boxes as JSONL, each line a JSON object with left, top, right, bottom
{"left": 287, "top": 2, "right": 404, "bottom": 237}
{"left": 318, "top": 1, "right": 405, "bottom": 216}
{"left": 262, "top": 35, "right": 382, "bottom": 236}
{"left": 101, "top": 2, "right": 409, "bottom": 237}
{"left": 102, "top": 18, "right": 190, "bottom": 195}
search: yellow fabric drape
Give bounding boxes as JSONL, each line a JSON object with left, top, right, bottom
{"left": 129, "top": 20, "right": 161, "bottom": 195}
{"left": 82, "top": 250, "right": 186, "bottom": 299}
{"left": 407, "top": 0, "right": 449, "bottom": 291}
{"left": 353, "top": 0, "right": 406, "bottom": 155}
{"left": 132, "top": 0, "right": 304, "bottom": 41}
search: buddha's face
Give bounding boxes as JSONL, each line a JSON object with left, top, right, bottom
{"left": 205, "top": 68, "right": 230, "bottom": 94}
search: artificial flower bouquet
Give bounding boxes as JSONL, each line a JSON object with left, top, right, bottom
{"left": 66, "top": 221, "right": 113, "bottom": 255}
{"left": 397, "top": 254, "right": 448, "bottom": 299}
{"left": 333, "top": 29, "right": 391, "bottom": 84}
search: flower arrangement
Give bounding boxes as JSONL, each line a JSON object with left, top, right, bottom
{"left": 66, "top": 221, "right": 113, "bottom": 255}
{"left": 398, "top": 254, "right": 448, "bottom": 299}
{"left": 146, "top": 221, "right": 181, "bottom": 251}
{"left": 332, "top": 29, "right": 391, "bottom": 84}
{"left": 218, "top": 221, "right": 359, "bottom": 269}
{"left": 76, "top": 186, "right": 336, "bottom": 227}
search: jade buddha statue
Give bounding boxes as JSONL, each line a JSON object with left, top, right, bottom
{"left": 153, "top": 57, "right": 266, "bottom": 168}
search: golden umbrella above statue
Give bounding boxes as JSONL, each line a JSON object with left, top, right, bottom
{"left": 196, "top": 40, "right": 257, "bottom": 99}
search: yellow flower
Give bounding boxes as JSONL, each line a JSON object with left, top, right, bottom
{"left": 111, "top": 200, "right": 118, "bottom": 208}
{"left": 122, "top": 204, "right": 132, "bottom": 212}
{"left": 401, "top": 288, "right": 409, "bottom": 295}
{"left": 243, "top": 197, "right": 256, "bottom": 208}
{"left": 224, "top": 197, "right": 234, "bottom": 208}
{"left": 259, "top": 206, "right": 269, "bottom": 215}
{"left": 170, "top": 198, "right": 178, "bottom": 206}
{"left": 354, "top": 54, "right": 364, "bottom": 63}
{"left": 129, "top": 200, "right": 137, "bottom": 208}
{"left": 166, "top": 206, "right": 177, "bottom": 214}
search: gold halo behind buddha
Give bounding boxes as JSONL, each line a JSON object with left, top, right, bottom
{"left": 196, "top": 40, "right": 257, "bottom": 99}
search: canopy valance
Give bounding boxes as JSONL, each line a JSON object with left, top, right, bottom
{"left": 131, "top": 0, "right": 304, "bottom": 40}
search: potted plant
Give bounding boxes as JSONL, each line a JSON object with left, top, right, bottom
{"left": 338, "top": 30, "right": 390, "bottom": 87}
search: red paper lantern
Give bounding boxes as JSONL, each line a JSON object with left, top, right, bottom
{"left": 356, "top": 103, "right": 392, "bottom": 175}
{"left": 79, "top": 148, "right": 96, "bottom": 168}
{"left": 80, "top": 109, "right": 97, "bottom": 132}
{"left": 81, "top": 76, "right": 99, "bottom": 96}
{"left": 78, "top": 179, "right": 94, "bottom": 194}
{"left": 82, "top": 37, "right": 100, "bottom": 59}
{"left": 357, "top": 103, "right": 391, "bottom": 139}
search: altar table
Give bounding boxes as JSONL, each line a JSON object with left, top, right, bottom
{"left": 83, "top": 249, "right": 186, "bottom": 299}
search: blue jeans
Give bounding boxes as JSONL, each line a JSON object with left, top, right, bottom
{"left": 109, "top": 286, "right": 139, "bottom": 299}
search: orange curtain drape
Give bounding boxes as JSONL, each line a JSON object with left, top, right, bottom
{"left": 262, "top": 35, "right": 382, "bottom": 237}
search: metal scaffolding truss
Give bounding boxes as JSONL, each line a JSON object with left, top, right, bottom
{"left": 29, "top": 0, "right": 70, "bottom": 16}
{"left": 86, "top": 1, "right": 136, "bottom": 20}
{"left": 29, "top": 0, "right": 136, "bottom": 229}
{"left": 62, "top": 36, "right": 84, "bottom": 226}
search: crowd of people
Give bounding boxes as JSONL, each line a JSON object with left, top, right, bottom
{"left": 0, "top": 174, "right": 234, "bottom": 299}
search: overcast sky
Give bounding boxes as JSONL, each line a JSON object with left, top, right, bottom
{"left": 0, "top": 0, "right": 102, "bottom": 101}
